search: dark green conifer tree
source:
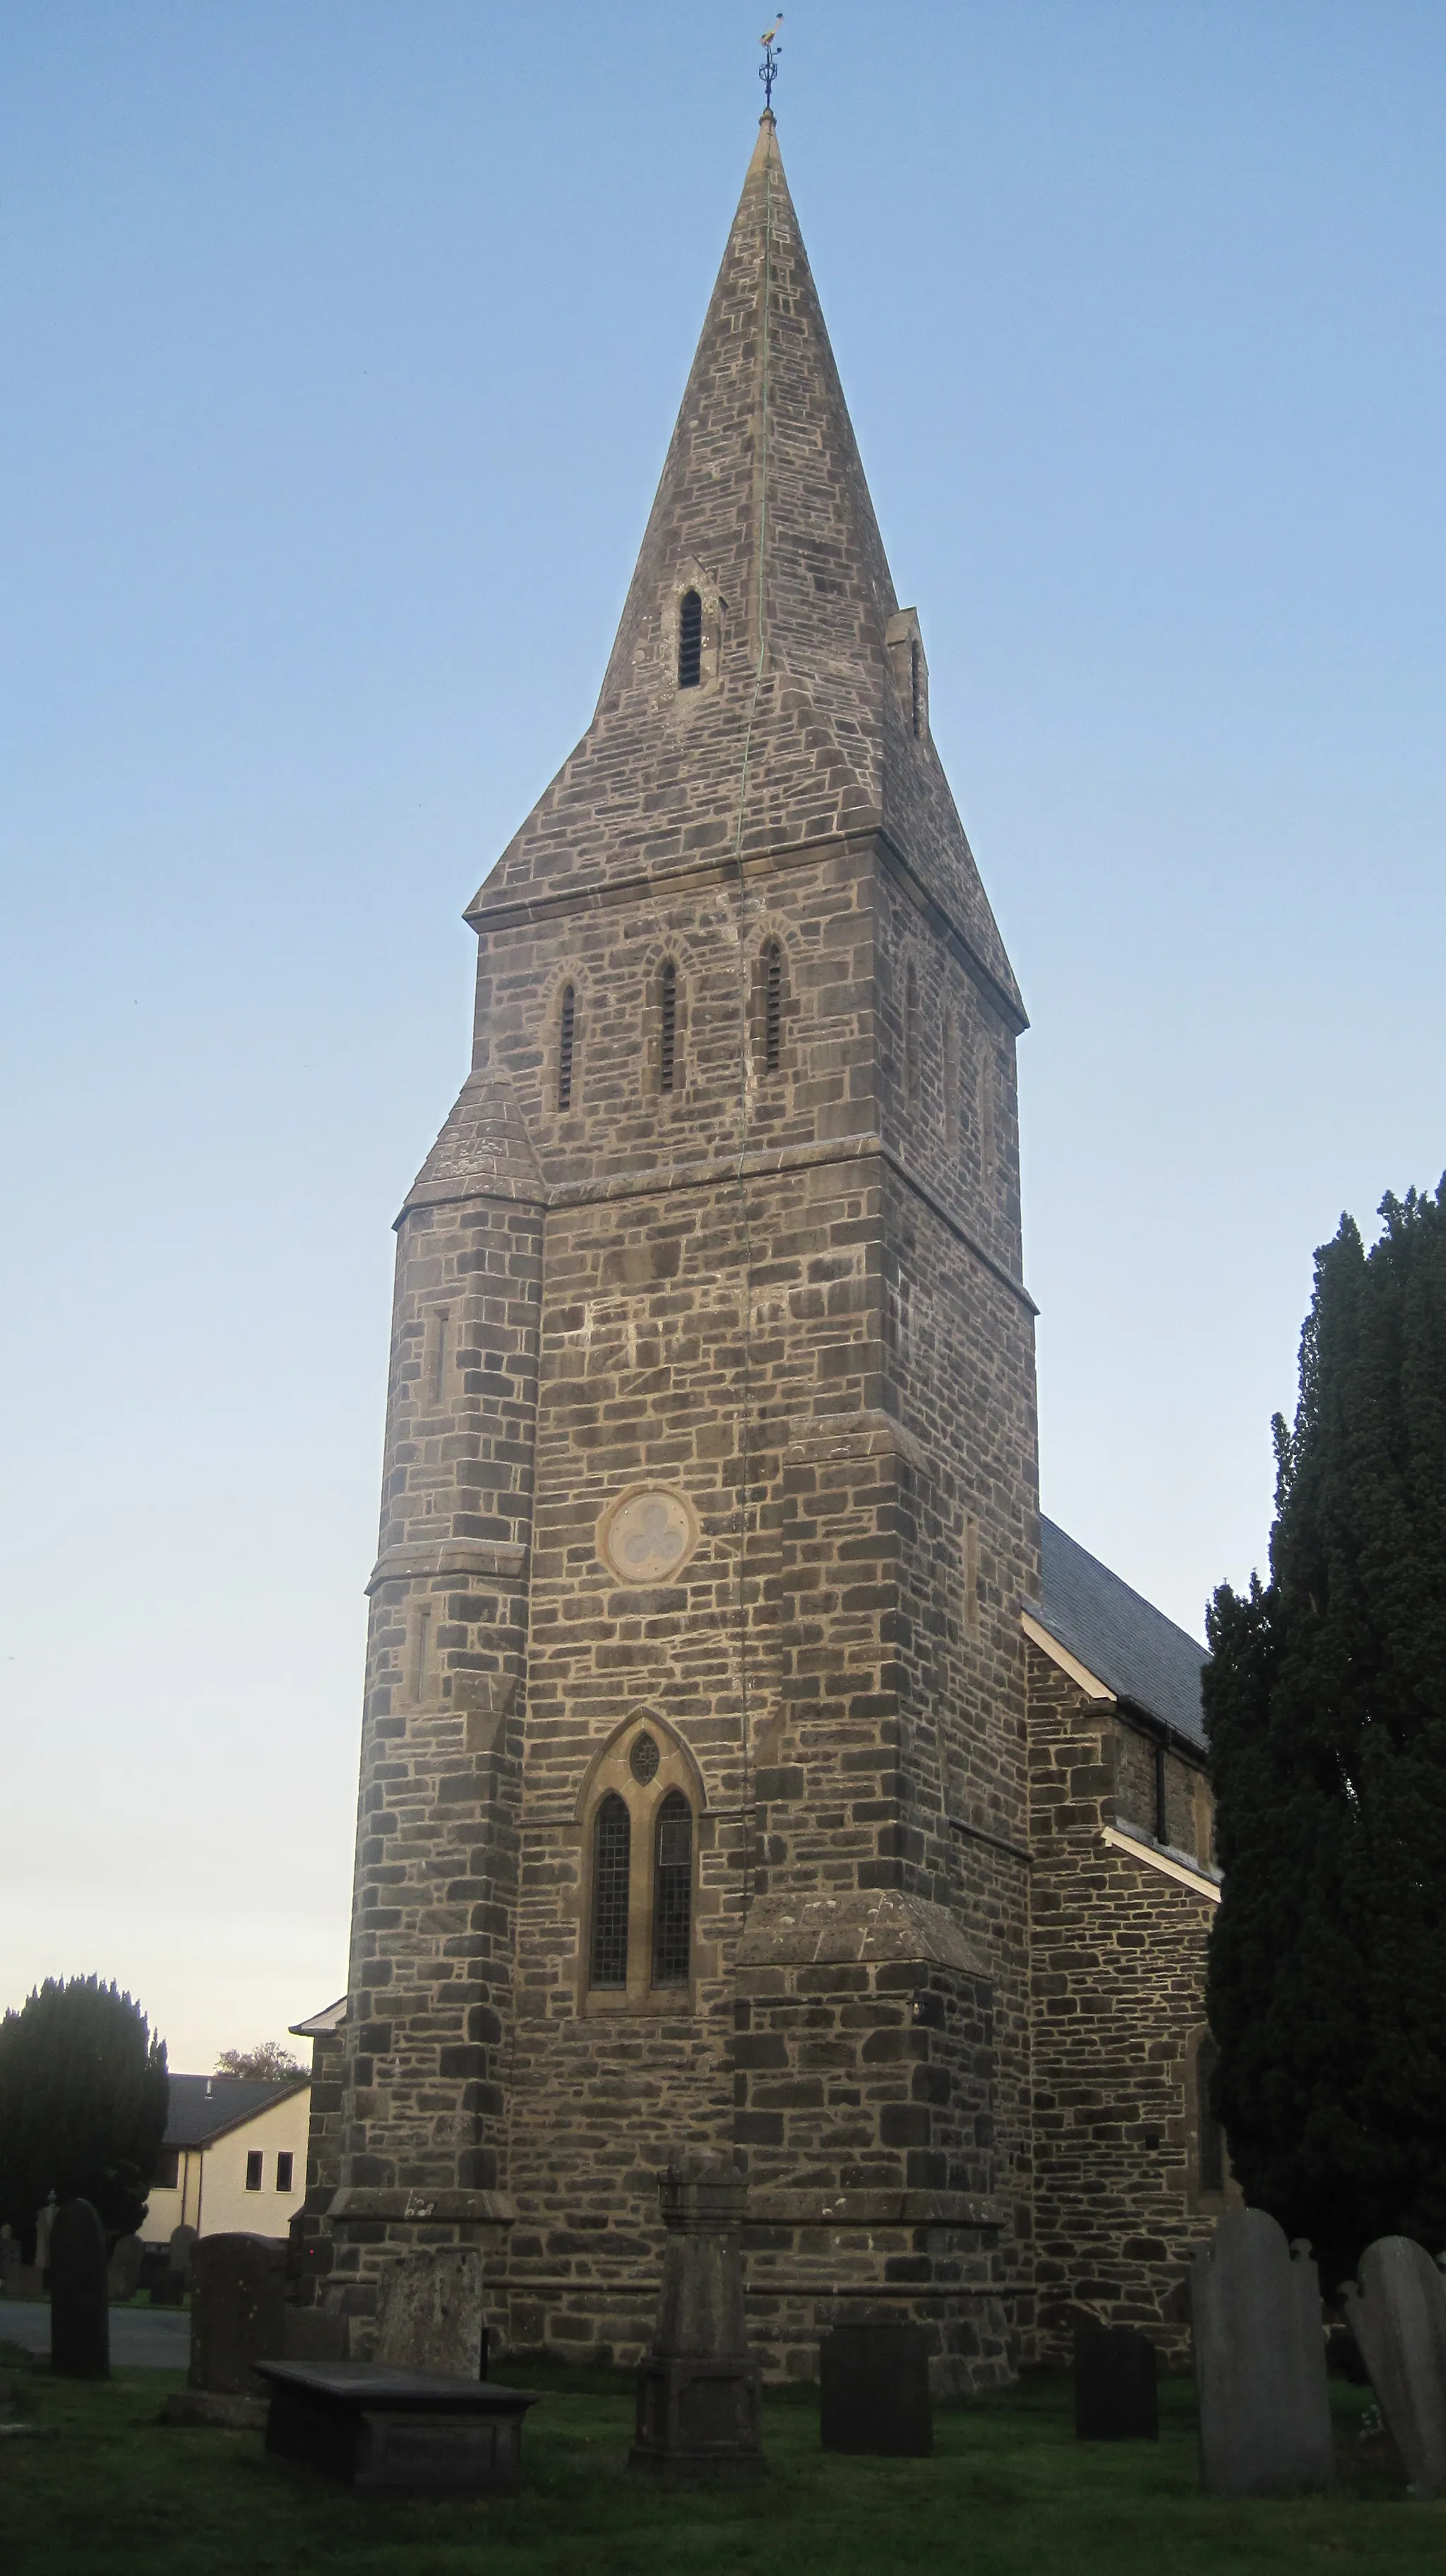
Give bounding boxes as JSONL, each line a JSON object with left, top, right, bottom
{"left": 0, "top": 1976, "right": 169, "bottom": 2253}
{"left": 1205, "top": 1183, "right": 1446, "bottom": 2282}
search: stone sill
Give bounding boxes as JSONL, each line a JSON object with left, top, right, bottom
{"left": 326, "top": 2189, "right": 518, "bottom": 2225}
{"left": 746, "top": 2191, "right": 1004, "bottom": 2229}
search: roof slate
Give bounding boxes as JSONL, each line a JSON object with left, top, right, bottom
{"left": 163, "top": 2073, "right": 309, "bottom": 2149}
{"left": 1038, "top": 1517, "right": 1209, "bottom": 1751}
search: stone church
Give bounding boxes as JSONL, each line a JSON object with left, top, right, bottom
{"left": 297, "top": 114, "right": 1229, "bottom": 2389}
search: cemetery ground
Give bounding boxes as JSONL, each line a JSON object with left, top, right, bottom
{"left": 0, "top": 2349, "right": 1442, "bottom": 2575}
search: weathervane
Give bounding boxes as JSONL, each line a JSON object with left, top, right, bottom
{"left": 758, "top": 15, "right": 782, "bottom": 112}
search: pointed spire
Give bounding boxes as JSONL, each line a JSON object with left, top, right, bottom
{"left": 470, "top": 119, "right": 1022, "bottom": 1025}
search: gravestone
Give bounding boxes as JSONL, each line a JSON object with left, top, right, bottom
{"left": 150, "top": 2267, "right": 186, "bottom": 2306}
{"left": 34, "top": 2195, "right": 57, "bottom": 2280}
{"left": 1192, "top": 2207, "right": 1333, "bottom": 2494}
{"left": 49, "top": 2199, "right": 109, "bottom": 2380}
{"left": 375, "top": 2247, "right": 486, "bottom": 2377}
{"left": 629, "top": 2150, "right": 763, "bottom": 2480}
{"left": 169, "top": 2224, "right": 199, "bottom": 2284}
{"left": 1074, "top": 2326, "right": 1159, "bottom": 2440}
{"left": 1342, "top": 2236, "right": 1446, "bottom": 2498}
{"left": 165, "top": 2234, "right": 288, "bottom": 2427}
{"left": 108, "top": 2234, "right": 143, "bottom": 2303}
{"left": 820, "top": 2319, "right": 932, "bottom": 2456}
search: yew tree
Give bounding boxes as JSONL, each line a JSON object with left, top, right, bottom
{"left": 0, "top": 1976, "right": 169, "bottom": 2252}
{"left": 1204, "top": 1184, "right": 1446, "bottom": 2284}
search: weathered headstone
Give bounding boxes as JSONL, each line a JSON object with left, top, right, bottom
{"left": 108, "top": 2234, "right": 143, "bottom": 2304}
{"left": 820, "top": 2319, "right": 932, "bottom": 2455}
{"left": 1342, "top": 2236, "right": 1446, "bottom": 2498}
{"left": 629, "top": 2151, "right": 763, "bottom": 2480}
{"left": 1074, "top": 2325, "right": 1159, "bottom": 2440}
{"left": 165, "top": 2233, "right": 288, "bottom": 2427}
{"left": 49, "top": 2199, "right": 109, "bottom": 2380}
{"left": 1192, "top": 2207, "right": 1333, "bottom": 2494}
{"left": 34, "top": 2195, "right": 57, "bottom": 2280}
{"left": 150, "top": 2267, "right": 186, "bottom": 2307}
{"left": 169, "top": 2223, "right": 199, "bottom": 2284}
{"left": 374, "top": 2247, "right": 486, "bottom": 2377}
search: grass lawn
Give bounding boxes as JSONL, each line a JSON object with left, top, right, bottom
{"left": 0, "top": 2344, "right": 1438, "bottom": 2575}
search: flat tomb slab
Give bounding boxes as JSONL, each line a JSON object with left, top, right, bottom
{"left": 255, "top": 2361, "right": 538, "bottom": 2496}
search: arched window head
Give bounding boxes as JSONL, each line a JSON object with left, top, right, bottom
{"left": 651, "top": 1790, "right": 692, "bottom": 1987}
{"left": 659, "top": 960, "right": 677, "bottom": 1095}
{"left": 677, "top": 590, "right": 703, "bottom": 690}
{"left": 763, "top": 940, "right": 783, "bottom": 1076}
{"left": 1197, "top": 2038, "right": 1225, "bottom": 2193}
{"left": 557, "top": 984, "right": 577, "bottom": 1112}
{"left": 590, "top": 1791, "right": 631, "bottom": 1988}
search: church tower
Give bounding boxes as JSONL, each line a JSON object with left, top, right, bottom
{"left": 309, "top": 113, "right": 1041, "bottom": 2392}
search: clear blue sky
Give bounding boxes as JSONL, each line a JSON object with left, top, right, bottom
{"left": 2, "top": 2, "right": 1442, "bottom": 2068}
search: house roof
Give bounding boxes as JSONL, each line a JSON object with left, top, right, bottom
{"left": 1036, "top": 1517, "right": 1209, "bottom": 1752}
{"left": 163, "top": 2073, "right": 309, "bottom": 2149}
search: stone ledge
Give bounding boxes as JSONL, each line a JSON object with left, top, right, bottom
{"left": 366, "top": 1539, "right": 528, "bottom": 1595}
{"left": 746, "top": 2190, "right": 1005, "bottom": 2229}
{"left": 783, "top": 1407, "right": 928, "bottom": 1477}
{"left": 325, "top": 2190, "right": 518, "bottom": 2225}
{"left": 1101, "top": 1825, "right": 1221, "bottom": 1904}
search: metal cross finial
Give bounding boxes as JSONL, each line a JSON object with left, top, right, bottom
{"left": 758, "top": 15, "right": 782, "bottom": 112}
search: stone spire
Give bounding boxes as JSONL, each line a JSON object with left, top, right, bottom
{"left": 470, "top": 116, "right": 1022, "bottom": 1025}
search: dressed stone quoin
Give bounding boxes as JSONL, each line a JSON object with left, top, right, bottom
{"left": 296, "top": 114, "right": 1230, "bottom": 2389}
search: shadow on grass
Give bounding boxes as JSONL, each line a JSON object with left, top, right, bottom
{"left": 0, "top": 2341, "right": 1436, "bottom": 2576}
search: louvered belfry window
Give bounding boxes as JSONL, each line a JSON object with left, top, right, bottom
{"left": 677, "top": 589, "right": 703, "bottom": 689}
{"left": 659, "top": 960, "right": 677, "bottom": 1092}
{"left": 557, "top": 983, "right": 576, "bottom": 1111}
{"left": 763, "top": 941, "right": 783, "bottom": 1074}
{"left": 651, "top": 1790, "right": 693, "bottom": 1986}
{"left": 910, "top": 637, "right": 923, "bottom": 738}
{"left": 590, "top": 1792, "right": 631, "bottom": 1988}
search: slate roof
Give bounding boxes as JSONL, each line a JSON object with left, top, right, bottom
{"left": 1037, "top": 1517, "right": 1209, "bottom": 1751}
{"left": 162, "top": 2073, "right": 309, "bottom": 2149}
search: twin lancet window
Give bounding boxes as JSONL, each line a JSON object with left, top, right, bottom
{"left": 588, "top": 1733, "right": 694, "bottom": 1998}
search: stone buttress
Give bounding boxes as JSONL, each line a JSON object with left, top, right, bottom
{"left": 309, "top": 114, "right": 1041, "bottom": 2391}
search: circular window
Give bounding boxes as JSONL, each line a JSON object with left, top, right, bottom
{"left": 629, "top": 1732, "right": 661, "bottom": 1784}
{"left": 597, "top": 1486, "right": 698, "bottom": 1585}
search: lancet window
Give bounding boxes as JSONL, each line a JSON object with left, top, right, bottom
{"left": 557, "top": 983, "right": 577, "bottom": 1111}
{"left": 659, "top": 959, "right": 678, "bottom": 1093}
{"left": 763, "top": 940, "right": 783, "bottom": 1075}
{"left": 677, "top": 589, "right": 703, "bottom": 689}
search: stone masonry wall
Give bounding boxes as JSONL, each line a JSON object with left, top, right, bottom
{"left": 1027, "top": 1641, "right": 1224, "bottom": 2363}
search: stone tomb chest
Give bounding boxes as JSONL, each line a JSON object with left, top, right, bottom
{"left": 256, "top": 2361, "right": 537, "bottom": 2498}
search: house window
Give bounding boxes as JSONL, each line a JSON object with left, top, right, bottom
{"left": 245, "top": 2151, "right": 263, "bottom": 2192}
{"left": 1197, "top": 2039, "right": 1225, "bottom": 2193}
{"left": 651, "top": 1791, "right": 693, "bottom": 1986}
{"left": 590, "top": 1791, "right": 631, "bottom": 1988}
{"left": 153, "top": 2147, "right": 179, "bottom": 2191}
{"left": 659, "top": 960, "right": 677, "bottom": 1093}
{"left": 763, "top": 941, "right": 783, "bottom": 1075}
{"left": 677, "top": 589, "right": 703, "bottom": 689}
{"left": 557, "top": 984, "right": 577, "bottom": 1111}
{"left": 275, "top": 2152, "right": 294, "bottom": 2193}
